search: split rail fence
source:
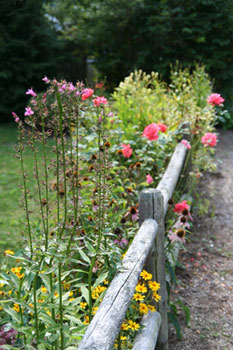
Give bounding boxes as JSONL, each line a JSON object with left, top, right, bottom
{"left": 77, "top": 142, "right": 188, "bottom": 350}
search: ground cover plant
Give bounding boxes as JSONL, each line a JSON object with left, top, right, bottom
{"left": 0, "top": 66, "right": 224, "bottom": 349}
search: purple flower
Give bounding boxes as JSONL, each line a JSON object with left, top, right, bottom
{"left": 26, "top": 88, "right": 37, "bottom": 97}
{"left": 12, "top": 112, "right": 19, "bottom": 123}
{"left": 24, "top": 107, "right": 34, "bottom": 116}
{"left": 42, "top": 76, "right": 50, "bottom": 83}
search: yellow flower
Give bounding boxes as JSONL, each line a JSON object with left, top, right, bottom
{"left": 80, "top": 302, "right": 87, "bottom": 309}
{"left": 0, "top": 291, "right": 5, "bottom": 296}
{"left": 148, "top": 281, "right": 160, "bottom": 292}
{"left": 135, "top": 283, "right": 147, "bottom": 293}
{"left": 0, "top": 283, "right": 5, "bottom": 288}
{"left": 148, "top": 304, "right": 156, "bottom": 312}
{"left": 121, "top": 321, "right": 129, "bottom": 331}
{"left": 4, "top": 249, "right": 14, "bottom": 255}
{"left": 41, "top": 286, "right": 47, "bottom": 294}
{"left": 69, "top": 298, "right": 75, "bottom": 302}
{"left": 38, "top": 299, "right": 45, "bottom": 303}
{"left": 128, "top": 320, "right": 140, "bottom": 331}
{"left": 92, "top": 306, "right": 98, "bottom": 315}
{"left": 63, "top": 282, "right": 70, "bottom": 290}
{"left": 83, "top": 315, "right": 89, "bottom": 325}
{"left": 139, "top": 303, "right": 149, "bottom": 314}
{"left": 54, "top": 291, "right": 59, "bottom": 298}
{"left": 153, "top": 292, "right": 161, "bottom": 302}
{"left": 133, "top": 293, "right": 144, "bottom": 301}
{"left": 0, "top": 306, "right": 3, "bottom": 311}
{"left": 8, "top": 290, "right": 12, "bottom": 295}
{"left": 140, "top": 270, "right": 152, "bottom": 280}
{"left": 69, "top": 290, "right": 73, "bottom": 297}
{"left": 13, "top": 303, "right": 20, "bottom": 312}
{"left": 121, "top": 335, "right": 127, "bottom": 340}
{"left": 103, "top": 279, "right": 109, "bottom": 285}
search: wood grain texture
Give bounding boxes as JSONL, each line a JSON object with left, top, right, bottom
{"left": 157, "top": 143, "right": 187, "bottom": 214}
{"left": 77, "top": 219, "right": 158, "bottom": 350}
{"left": 132, "top": 311, "right": 162, "bottom": 350}
{"left": 139, "top": 189, "right": 168, "bottom": 350}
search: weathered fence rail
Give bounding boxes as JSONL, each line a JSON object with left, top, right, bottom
{"left": 77, "top": 142, "right": 188, "bottom": 350}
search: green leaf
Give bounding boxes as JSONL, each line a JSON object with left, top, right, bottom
{"left": 92, "top": 271, "right": 109, "bottom": 290}
{"left": 79, "top": 249, "right": 91, "bottom": 264}
{"left": 80, "top": 286, "right": 89, "bottom": 304}
{"left": 168, "top": 311, "right": 182, "bottom": 340}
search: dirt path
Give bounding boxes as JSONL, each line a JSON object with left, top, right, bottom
{"left": 169, "top": 130, "right": 233, "bottom": 350}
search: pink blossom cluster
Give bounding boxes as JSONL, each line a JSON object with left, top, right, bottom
{"left": 207, "top": 93, "right": 224, "bottom": 106}
{"left": 142, "top": 122, "right": 167, "bottom": 141}
{"left": 121, "top": 144, "right": 133, "bottom": 158}
{"left": 201, "top": 132, "right": 217, "bottom": 147}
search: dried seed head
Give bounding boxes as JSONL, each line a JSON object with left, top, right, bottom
{"left": 180, "top": 216, "right": 187, "bottom": 223}
{"left": 182, "top": 208, "right": 189, "bottom": 216}
{"left": 176, "top": 229, "right": 186, "bottom": 238}
{"left": 104, "top": 141, "right": 111, "bottom": 148}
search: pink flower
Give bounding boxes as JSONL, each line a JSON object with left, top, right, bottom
{"left": 24, "top": 107, "right": 34, "bottom": 116}
{"left": 201, "top": 132, "right": 217, "bottom": 147}
{"left": 121, "top": 144, "right": 133, "bottom": 158}
{"left": 114, "top": 238, "right": 128, "bottom": 248}
{"left": 68, "top": 83, "right": 76, "bottom": 92}
{"left": 142, "top": 123, "right": 160, "bottom": 141}
{"left": 168, "top": 229, "right": 186, "bottom": 244}
{"left": 26, "top": 88, "right": 37, "bottom": 97}
{"left": 157, "top": 123, "right": 167, "bottom": 133}
{"left": 146, "top": 174, "right": 153, "bottom": 184}
{"left": 207, "top": 93, "right": 224, "bottom": 106}
{"left": 42, "top": 76, "right": 50, "bottom": 84}
{"left": 181, "top": 139, "right": 191, "bottom": 149}
{"left": 174, "top": 200, "right": 190, "bottom": 213}
{"left": 93, "top": 96, "right": 108, "bottom": 107}
{"left": 12, "top": 112, "right": 19, "bottom": 123}
{"left": 82, "top": 88, "right": 94, "bottom": 100}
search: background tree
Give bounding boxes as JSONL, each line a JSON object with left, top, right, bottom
{"left": 45, "top": 0, "right": 233, "bottom": 112}
{"left": 0, "top": 0, "right": 63, "bottom": 122}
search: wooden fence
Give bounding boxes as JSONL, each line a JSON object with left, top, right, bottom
{"left": 77, "top": 142, "right": 188, "bottom": 350}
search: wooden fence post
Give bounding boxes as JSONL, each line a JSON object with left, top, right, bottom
{"left": 139, "top": 188, "right": 168, "bottom": 350}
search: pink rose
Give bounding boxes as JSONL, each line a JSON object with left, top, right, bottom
{"left": 181, "top": 139, "right": 191, "bottom": 149}
{"left": 142, "top": 123, "right": 159, "bottom": 141}
{"left": 93, "top": 96, "right": 108, "bottom": 107}
{"left": 201, "top": 132, "right": 217, "bottom": 147}
{"left": 82, "top": 88, "right": 94, "bottom": 100}
{"left": 174, "top": 200, "right": 190, "bottom": 213}
{"left": 121, "top": 144, "right": 133, "bottom": 158}
{"left": 157, "top": 123, "right": 167, "bottom": 133}
{"left": 207, "top": 93, "right": 224, "bottom": 106}
{"left": 146, "top": 174, "right": 153, "bottom": 184}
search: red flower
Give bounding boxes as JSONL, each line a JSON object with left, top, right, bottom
{"left": 201, "top": 132, "right": 217, "bottom": 147}
{"left": 121, "top": 144, "right": 133, "bottom": 158}
{"left": 207, "top": 93, "right": 224, "bottom": 106}
{"left": 157, "top": 123, "right": 167, "bottom": 133}
{"left": 142, "top": 123, "right": 159, "bottom": 141}
{"left": 174, "top": 200, "right": 190, "bottom": 213}
{"left": 93, "top": 96, "right": 108, "bottom": 107}
{"left": 95, "top": 81, "right": 104, "bottom": 89}
{"left": 82, "top": 88, "right": 94, "bottom": 100}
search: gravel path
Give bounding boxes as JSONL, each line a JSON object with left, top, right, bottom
{"left": 169, "top": 130, "right": 233, "bottom": 350}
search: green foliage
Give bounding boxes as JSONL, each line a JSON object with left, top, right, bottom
{"left": 0, "top": 68, "right": 221, "bottom": 347}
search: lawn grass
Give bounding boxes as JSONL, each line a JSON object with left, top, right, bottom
{"left": 0, "top": 123, "right": 55, "bottom": 256}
